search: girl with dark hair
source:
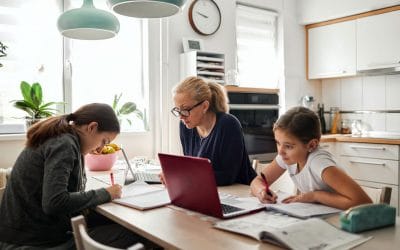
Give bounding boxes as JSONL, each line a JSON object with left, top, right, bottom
{"left": 0, "top": 103, "right": 140, "bottom": 249}
{"left": 250, "top": 106, "right": 372, "bottom": 210}
{"left": 164, "top": 76, "right": 256, "bottom": 186}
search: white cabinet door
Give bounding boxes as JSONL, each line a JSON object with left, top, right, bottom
{"left": 357, "top": 10, "right": 400, "bottom": 71}
{"left": 308, "top": 20, "right": 356, "bottom": 79}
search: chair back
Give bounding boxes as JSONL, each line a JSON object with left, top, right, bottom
{"left": 361, "top": 186, "right": 392, "bottom": 204}
{"left": 71, "top": 215, "right": 144, "bottom": 250}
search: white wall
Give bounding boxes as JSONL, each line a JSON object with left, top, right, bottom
{"left": 298, "top": 0, "right": 400, "bottom": 24}
{"left": 321, "top": 75, "right": 400, "bottom": 132}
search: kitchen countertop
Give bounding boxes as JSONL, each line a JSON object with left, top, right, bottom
{"left": 321, "top": 134, "right": 400, "bottom": 145}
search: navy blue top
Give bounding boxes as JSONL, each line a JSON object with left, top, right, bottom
{"left": 180, "top": 112, "right": 256, "bottom": 186}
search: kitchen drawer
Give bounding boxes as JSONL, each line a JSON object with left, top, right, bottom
{"left": 340, "top": 156, "right": 399, "bottom": 185}
{"left": 356, "top": 179, "right": 398, "bottom": 215}
{"left": 339, "top": 142, "right": 399, "bottom": 160}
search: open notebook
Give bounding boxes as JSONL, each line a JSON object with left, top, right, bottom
{"left": 266, "top": 190, "right": 342, "bottom": 219}
{"left": 214, "top": 211, "right": 372, "bottom": 250}
{"left": 112, "top": 180, "right": 170, "bottom": 210}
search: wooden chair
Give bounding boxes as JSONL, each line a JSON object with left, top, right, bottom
{"left": 71, "top": 215, "right": 144, "bottom": 250}
{"left": 361, "top": 186, "right": 392, "bottom": 204}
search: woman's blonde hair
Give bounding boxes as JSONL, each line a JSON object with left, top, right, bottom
{"left": 173, "top": 76, "right": 229, "bottom": 113}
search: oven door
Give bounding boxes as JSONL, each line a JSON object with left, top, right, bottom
{"left": 229, "top": 105, "right": 278, "bottom": 162}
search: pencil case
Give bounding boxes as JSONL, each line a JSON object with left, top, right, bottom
{"left": 340, "top": 203, "right": 396, "bottom": 233}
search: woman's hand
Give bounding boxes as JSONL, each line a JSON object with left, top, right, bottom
{"left": 106, "top": 184, "right": 122, "bottom": 200}
{"left": 282, "top": 192, "right": 315, "bottom": 204}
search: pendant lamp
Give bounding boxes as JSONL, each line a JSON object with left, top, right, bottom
{"left": 108, "top": 0, "right": 187, "bottom": 18}
{"left": 57, "top": 0, "right": 120, "bottom": 40}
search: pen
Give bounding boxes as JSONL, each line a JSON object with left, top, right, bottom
{"left": 110, "top": 172, "right": 115, "bottom": 185}
{"left": 260, "top": 173, "right": 273, "bottom": 196}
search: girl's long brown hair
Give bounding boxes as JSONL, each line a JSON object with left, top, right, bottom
{"left": 26, "top": 103, "right": 120, "bottom": 148}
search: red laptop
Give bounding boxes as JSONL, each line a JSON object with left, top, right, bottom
{"left": 158, "top": 153, "right": 264, "bottom": 219}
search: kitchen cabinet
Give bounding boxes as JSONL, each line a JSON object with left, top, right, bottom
{"left": 308, "top": 20, "right": 356, "bottom": 79}
{"left": 357, "top": 10, "right": 400, "bottom": 71}
{"left": 320, "top": 142, "right": 337, "bottom": 156}
{"left": 180, "top": 51, "right": 225, "bottom": 84}
{"left": 337, "top": 142, "right": 399, "bottom": 214}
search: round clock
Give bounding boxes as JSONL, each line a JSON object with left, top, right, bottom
{"left": 188, "top": 0, "right": 221, "bottom": 36}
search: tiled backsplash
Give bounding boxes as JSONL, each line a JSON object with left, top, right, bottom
{"left": 321, "top": 75, "right": 400, "bottom": 132}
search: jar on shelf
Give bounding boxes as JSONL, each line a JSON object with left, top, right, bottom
{"left": 341, "top": 119, "right": 351, "bottom": 134}
{"left": 329, "top": 107, "right": 340, "bottom": 134}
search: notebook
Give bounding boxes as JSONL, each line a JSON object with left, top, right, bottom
{"left": 120, "top": 148, "right": 161, "bottom": 184}
{"left": 214, "top": 212, "right": 372, "bottom": 250}
{"left": 113, "top": 180, "right": 170, "bottom": 210}
{"left": 158, "top": 153, "right": 264, "bottom": 219}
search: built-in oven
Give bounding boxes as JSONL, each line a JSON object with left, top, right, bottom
{"left": 227, "top": 90, "right": 279, "bottom": 162}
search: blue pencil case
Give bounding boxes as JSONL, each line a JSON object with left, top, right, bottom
{"left": 340, "top": 203, "right": 396, "bottom": 233}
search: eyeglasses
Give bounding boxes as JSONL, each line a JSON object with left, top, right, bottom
{"left": 171, "top": 101, "right": 204, "bottom": 117}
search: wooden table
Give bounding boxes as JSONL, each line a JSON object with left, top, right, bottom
{"left": 89, "top": 176, "right": 400, "bottom": 249}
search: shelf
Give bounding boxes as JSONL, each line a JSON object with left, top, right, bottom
{"left": 197, "top": 56, "right": 224, "bottom": 62}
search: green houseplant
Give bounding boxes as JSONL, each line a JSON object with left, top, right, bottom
{"left": 12, "top": 81, "right": 64, "bottom": 126}
{"left": 112, "top": 93, "right": 143, "bottom": 126}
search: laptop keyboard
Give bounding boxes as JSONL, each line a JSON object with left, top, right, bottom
{"left": 133, "top": 172, "right": 161, "bottom": 183}
{"left": 221, "top": 203, "right": 244, "bottom": 214}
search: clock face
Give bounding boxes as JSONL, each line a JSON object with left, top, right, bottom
{"left": 189, "top": 0, "right": 221, "bottom": 36}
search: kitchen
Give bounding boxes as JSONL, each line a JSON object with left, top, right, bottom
{"left": 1, "top": 0, "right": 400, "bottom": 210}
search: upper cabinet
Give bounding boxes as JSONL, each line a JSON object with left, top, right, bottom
{"left": 357, "top": 10, "right": 400, "bottom": 71}
{"left": 308, "top": 20, "right": 356, "bottom": 79}
{"left": 307, "top": 6, "right": 400, "bottom": 79}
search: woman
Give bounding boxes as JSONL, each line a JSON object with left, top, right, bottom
{"left": 250, "top": 106, "right": 372, "bottom": 209}
{"left": 167, "top": 76, "right": 256, "bottom": 186}
{"left": 0, "top": 103, "right": 139, "bottom": 249}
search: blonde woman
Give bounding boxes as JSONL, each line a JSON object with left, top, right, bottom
{"left": 168, "top": 76, "right": 256, "bottom": 186}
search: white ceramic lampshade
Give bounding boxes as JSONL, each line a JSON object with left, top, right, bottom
{"left": 57, "top": 0, "right": 120, "bottom": 40}
{"left": 108, "top": 0, "right": 187, "bottom": 18}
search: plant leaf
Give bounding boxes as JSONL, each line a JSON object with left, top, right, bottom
{"left": 30, "top": 83, "right": 43, "bottom": 107}
{"left": 20, "top": 81, "right": 33, "bottom": 104}
{"left": 119, "top": 102, "right": 136, "bottom": 115}
{"left": 133, "top": 109, "right": 143, "bottom": 120}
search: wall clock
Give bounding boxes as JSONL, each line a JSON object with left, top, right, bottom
{"left": 188, "top": 0, "right": 221, "bottom": 36}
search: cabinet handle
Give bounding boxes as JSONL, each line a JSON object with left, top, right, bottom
{"left": 320, "top": 145, "right": 330, "bottom": 148}
{"left": 315, "top": 71, "right": 348, "bottom": 77}
{"left": 349, "top": 160, "right": 386, "bottom": 166}
{"left": 350, "top": 145, "right": 386, "bottom": 151}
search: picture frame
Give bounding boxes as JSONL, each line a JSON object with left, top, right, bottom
{"left": 182, "top": 37, "right": 204, "bottom": 52}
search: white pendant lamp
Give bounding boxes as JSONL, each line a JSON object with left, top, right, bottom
{"left": 57, "top": 0, "right": 120, "bottom": 40}
{"left": 108, "top": 0, "right": 187, "bottom": 18}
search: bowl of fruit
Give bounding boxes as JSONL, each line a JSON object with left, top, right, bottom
{"left": 85, "top": 143, "right": 120, "bottom": 171}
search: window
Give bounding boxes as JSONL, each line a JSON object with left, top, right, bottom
{"left": 66, "top": 0, "right": 149, "bottom": 132}
{"left": 0, "top": 0, "right": 63, "bottom": 127}
{"left": 236, "top": 4, "right": 278, "bottom": 88}
{"left": 0, "top": 0, "right": 149, "bottom": 133}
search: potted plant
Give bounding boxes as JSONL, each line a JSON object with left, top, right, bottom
{"left": 11, "top": 81, "right": 64, "bottom": 127}
{"left": 0, "top": 41, "right": 8, "bottom": 68}
{"left": 112, "top": 93, "right": 143, "bottom": 126}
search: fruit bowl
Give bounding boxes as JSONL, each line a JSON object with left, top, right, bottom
{"left": 85, "top": 143, "right": 120, "bottom": 171}
{"left": 85, "top": 152, "right": 118, "bottom": 171}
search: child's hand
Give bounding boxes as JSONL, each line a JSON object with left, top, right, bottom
{"left": 257, "top": 188, "right": 278, "bottom": 204}
{"left": 282, "top": 192, "right": 315, "bottom": 203}
{"left": 106, "top": 184, "right": 122, "bottom": 200}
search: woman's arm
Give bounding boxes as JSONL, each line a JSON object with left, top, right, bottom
{"left": 283, "top": 166, "right": 372, "bottom": 209}
{"left": 250, "top": 159, "right": 285, "bottom": 203}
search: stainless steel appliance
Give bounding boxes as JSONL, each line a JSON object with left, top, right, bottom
{"left": 228, "top": 91, "right": 279, "bottom": 162}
